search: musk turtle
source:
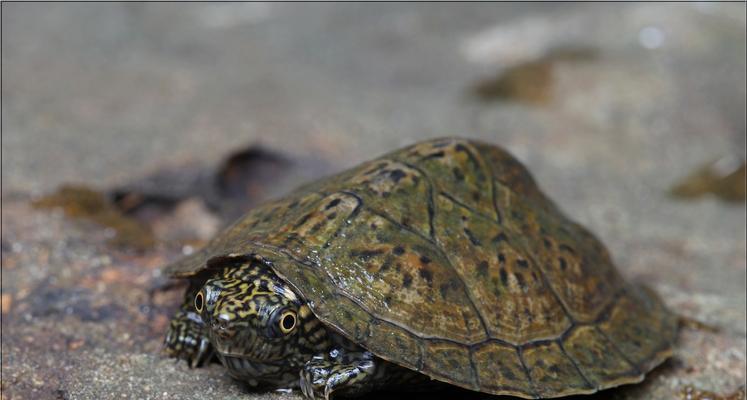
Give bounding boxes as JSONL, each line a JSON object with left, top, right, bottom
{"left": 163, "top": 138, "right": 677, "bottom": 399}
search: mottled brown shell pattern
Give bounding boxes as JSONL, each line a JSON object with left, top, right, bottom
{"left": 165, "top": 138, "right": 677, "bottom": 398}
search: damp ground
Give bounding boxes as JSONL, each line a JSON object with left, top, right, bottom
{"left": 2, "top": 3, "right": 745, "bottom": 400}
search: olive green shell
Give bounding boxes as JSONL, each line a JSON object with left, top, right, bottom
{"left": 165, "top": 138, "right": 676, "bottom": 398}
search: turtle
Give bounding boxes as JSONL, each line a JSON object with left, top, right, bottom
{"left": 162, "top": 137, "right": 677, "bottom": 399}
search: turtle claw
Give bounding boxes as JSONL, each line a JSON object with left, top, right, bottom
{"left": 323, "top": 384, "right": 334, "bottom": 400}
{"left": 299, "top": 376, "right": 312, "bottom": 399}
{"left": 188, "top": 337, "right": 213, "bottom": 368}
{"left": 163, "top": 308, "right": 213, "bottom": 368}
{"left": 300, "top": 351, "right": 376, "bottom": 399}
{"left": 299, "top": 356, "right": 331, "bottom": 399}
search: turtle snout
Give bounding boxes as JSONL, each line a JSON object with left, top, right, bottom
{"left": 211, "top": 314, "right": 236, "bottom": 339}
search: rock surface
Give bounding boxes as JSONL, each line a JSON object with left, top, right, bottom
{"left": 2, "top": 3, "right": 745, "bottom": 400}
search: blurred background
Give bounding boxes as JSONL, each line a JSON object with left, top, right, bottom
{"left": 2, "top": 3, "right": 745, "bottom": 400}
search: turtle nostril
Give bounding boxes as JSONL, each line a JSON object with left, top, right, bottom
{"left": 211, "top": 314, "right": 234, "bottom": 338}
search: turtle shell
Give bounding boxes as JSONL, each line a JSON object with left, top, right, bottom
{"left": 165, "top": 138, "right": 676, "bottom": 398}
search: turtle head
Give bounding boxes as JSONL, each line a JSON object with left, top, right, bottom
{"left": 195, "top": 260, "right": 322, "bottom": 387}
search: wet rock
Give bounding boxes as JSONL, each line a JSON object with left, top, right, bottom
{"left": 111, "top": 144, "right": 300, "bottom": 226}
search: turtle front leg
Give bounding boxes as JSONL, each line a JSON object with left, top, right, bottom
{"left": 163, "top": 286, "right": 213, "bottom": 368}
{"left": 300, "top": 348, "right": 431, "bottom": 399}
{"left": 300, "top": 349, "right": 377, "bottom": 399}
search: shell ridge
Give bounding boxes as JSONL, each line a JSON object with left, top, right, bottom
{"left": 628, "top": 286, "right": 678, "bottom": 373}
{"left": 516, "top": 346, "right": 541, "bottom": 398}
{"left": 162, "top": 190, "right": 332, "bottom": 278}
{"left": 393, "top": 160, "right": 438, "bottom": 241}
{"left": 584, "top": 287, "right": 644, "bottom": 376}
{"left": 591, "top": 325, "right": 643, "bottom": 375}
{"left": 388, "top": 155, "right": 498, "bottom": 342}
{"left": 499, "top": 207, "right": 581, "bottom": 328}
{"left": 336, "top": 191, "right": 492, "bottom": 341}
{"left": 556, "top": 339, "right": 596, "bottom": 389}
{"left": 327, "top": 190, "right": 364, "bottom": 242}
{"left": 437, "top": 190, "right": 498, "bottom": 223}
{"left": 436, "top": 189, "right": 579, "bottom": 341}
{"left": 466, "top": 345, "right": 480, "bottom": 391}
{"left": 462, "top": 142, "right": 503, "bottom": 225}
{"left": 491, "top": 180, "right": 503, "bottom": 224}
{"left": 590, "top": 286, "right": 626, "bottom": 324}
{"left": 537, "top": 215, "right": 625, "bottom": 323}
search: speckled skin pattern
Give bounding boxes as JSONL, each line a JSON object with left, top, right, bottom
{"left": 164, "top": 138, "right": 678, "bottom": 398}
{"left": 163, "top": 282, "right": 213, "bottom": 368}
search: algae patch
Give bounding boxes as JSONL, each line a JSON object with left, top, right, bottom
{"left": 470, "top": 47, "right": 597, "bottom": 105}
{"left": 32, "top": 185, "right": 156, "bottom": 251}
{"left": 669, "top": 156, "right": 746, "bottom": 203}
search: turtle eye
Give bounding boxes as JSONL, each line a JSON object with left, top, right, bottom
{"left": 194, "top": 291, "right": 204, "bottom": 313}
{"left": 278, "top": 310, "right": 297, "bottom": 334}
